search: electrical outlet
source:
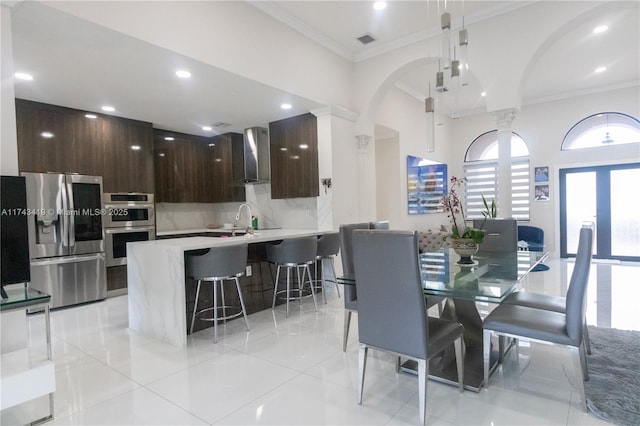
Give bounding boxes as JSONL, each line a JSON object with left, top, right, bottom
{"left": 246, "top": 265, "right": 252, "bottom": 276}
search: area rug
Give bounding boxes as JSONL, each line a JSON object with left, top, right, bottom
{"left": 585, "top": 326, "right": 640, "bottom": 425}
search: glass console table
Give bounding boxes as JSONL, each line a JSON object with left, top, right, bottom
{"left": 337, "top": 249, "right": 548, "bottom": 391}
{"left": 1, "top": 284, "right": 54, "bottom": 425}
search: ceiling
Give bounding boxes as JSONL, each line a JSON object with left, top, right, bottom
{"left": 9, "top": 1, "right": 639, "bottom": 137}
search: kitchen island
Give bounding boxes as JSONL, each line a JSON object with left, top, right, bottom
{"left": 127, "top": 229, "right": 328, "bottom": 347}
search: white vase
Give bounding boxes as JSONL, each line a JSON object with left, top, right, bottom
{"left": 452, "top": 238, "right": 479, "bottom": 264}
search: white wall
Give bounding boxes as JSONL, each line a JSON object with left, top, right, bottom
{"left": 366, "top": 83, "right": 639, "bottom": 254}
{"left": 373, "top": 86, "right": 454, "bottom": 232}
{"left": 450, "top": 87, "right": 640, "bottom": 255}
{"left": 1, "top": 4, "right": 18, "bottom": 176}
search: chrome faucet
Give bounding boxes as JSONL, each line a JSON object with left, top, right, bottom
{"left": 235, "top": 203, "right": 253, "bottom": 235}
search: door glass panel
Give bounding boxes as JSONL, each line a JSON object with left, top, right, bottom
{"left": 565, "top": 172, "right": 597, "bottom": 254}
{"left": 110, "top": 208, "right": 149, "bottom": 222}
{"left": 112, "top": 231, "right": 150, "bottom": 259}
{"left": 611, "top": 265, "right": 640, "bottom": 330}
{"left": 72, "top": 183, "right": 103, "bottom": 242}
{"left": 610, "top": 168, "right": 640, "bottom": 257}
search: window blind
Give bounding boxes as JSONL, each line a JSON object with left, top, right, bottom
{"left": 464, "top": 159, "right": 530, "bottom": 221}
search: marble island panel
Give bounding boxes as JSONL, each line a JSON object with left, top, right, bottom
{"left": 127, "top": 228, "right": 327, "bottom": 347}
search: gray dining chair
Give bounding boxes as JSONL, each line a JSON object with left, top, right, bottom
{"left": 352, "top": 229, "right": 464, "bottom": 426}
{"left": 482, "top": 225, "right": 593, "bottom": 412}
{"left": 505, "top": 222, "right": 594, "bottom": 355}
{"left": 370, "top": 220, "right": 390, "bottom": 229}
{"left": 473, "top": 218, "right": 518, "bottom": 253}
{"left": 339, "top": 222, "right": 371, "bottom": 351}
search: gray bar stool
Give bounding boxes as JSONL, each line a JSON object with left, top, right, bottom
{"left": 313, "top": 232, "right": 341, "bottom": 303}
{"left": 186, "top": 243, "right": 250, "bottom": 343}
{"left": 267, "top": 237, "right": 318, "bottom": 317}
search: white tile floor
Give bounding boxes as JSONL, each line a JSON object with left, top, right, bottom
{"left": 3, "top": 258, "right": 639, "bottom": 425}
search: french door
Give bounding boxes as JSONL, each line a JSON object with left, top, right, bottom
{"left": 559, "top": 163, "right": 640, "bottom": 261}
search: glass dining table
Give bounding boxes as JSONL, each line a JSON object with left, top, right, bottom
{"left": 337, "top": 248, "right": 548, "bottom": 391}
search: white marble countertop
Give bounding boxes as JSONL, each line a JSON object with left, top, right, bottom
{"left": 141, "top": 228, "right": 327, "bottom": 250}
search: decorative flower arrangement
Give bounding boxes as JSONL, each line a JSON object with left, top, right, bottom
{"left": 440, "top": 176, "right": 485, "bottom": 244}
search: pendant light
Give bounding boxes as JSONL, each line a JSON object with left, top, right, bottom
{"left": 425, "top": 83, "right": 435, "bottom": 152}
{"left": 458, "top": 16, "right": 469, "bottom": 86}
{"left": 441, "top": 11, "right": 451, "bottom": 69}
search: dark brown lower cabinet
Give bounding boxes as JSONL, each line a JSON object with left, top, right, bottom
{"left": 184, "top": 242, "right": 320, "bottom": 334}
{"left": 106, "top": 265, "right": 128, "bottom": 292}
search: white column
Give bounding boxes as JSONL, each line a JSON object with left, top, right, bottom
{"left": 311, "top": 106, "right": 358, "bottom": 230}
{"left": 495, "top": 109, "right": 517, "bottom": 218}
{"left": 356, "top": 134, "right": 375, "bottom": 221}
{"left": 1, "top": 4, "right": 19, "bottom": 176}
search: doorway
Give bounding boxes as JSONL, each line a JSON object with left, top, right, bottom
{"left": 559, "top": 163, "right": 640, "bottom": 261}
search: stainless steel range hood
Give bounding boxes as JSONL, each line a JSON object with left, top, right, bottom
{"left": 243, "top": 127, "right": 270, "bottom": 183}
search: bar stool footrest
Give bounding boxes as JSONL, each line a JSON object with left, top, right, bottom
{"left": 274, "top": 288, "right": 315, "bottom": 301}
{"left": 194, "top": 306, "right": 245, "bottom": 323}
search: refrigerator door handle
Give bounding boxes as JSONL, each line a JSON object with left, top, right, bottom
{"left": 61, "top": 179, "right": 69, "bottom": 248}
{"left": 31, "top": 253, "right": 105, "bottom": 266}
{"left": 66, "top": 179, "right": 75, "bottom": 248}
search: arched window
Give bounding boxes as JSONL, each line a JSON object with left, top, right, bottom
{"left": 562, "top": 112, "right": 640, "bottom": 150}
{"left": 464, "top": 131, "right": 531, "bottom": 221}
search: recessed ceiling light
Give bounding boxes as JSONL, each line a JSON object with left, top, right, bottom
{"left": 280, "top": 103, "right": 292, "bottom": 110}
{"left": 481, "top": 92, "right": 487, "bottom": 97}
{"left": 595, "top": 66, "right": 607, "bottom": 73}
{"left": 202, "top": 126, "right": 213, "bottom": 131}
{"left": 84, "top": 114, "right": 97, "bottom": 119}
{"left": 14, "top": 72, "right": 34, "bottom": 81}
{"left": 208, "top": 143, "right": 216, "bottom": 147}
{"left": 593, "top": 25, "right": 608, "bottom": 34}
{"left": 130, "top": 145, "right": 141, "bottom": 151}
{"left": 40, "top": 131, "right": 54, "bottom": 139}
{"left": 101, "top": 105, "right": 115, "bottom": 112}
{"left": 158, "top": 153, "right": 166, "bottom": 157}
{"left": 215, "top": 158, "right": 222, "bottom": 162}
{"left": 291, "top": 155, "right": 300, "bottom": 160}
{"left": 164, "top": 136, "right": 175, "bottom": 141}
{"left": 299, "top": 144, "right": 309, "bottom": 149}
{"left": 175, "top": 70, "right": 191, "bottom": 78}
{"left": 280, "top": 147, "right": 287, "bottom": 151}
{"left": 373, "top": 1, "right": 387, "bottom": 10}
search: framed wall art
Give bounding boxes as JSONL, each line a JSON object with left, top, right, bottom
{"left": 534, "top": 166, "right": 549, "bottom": 183}
{"left": 407, "top": 155, "right": 447, "bottom": 215}
{"left": 535, "top": 184, "right": 550, "bottom": 201}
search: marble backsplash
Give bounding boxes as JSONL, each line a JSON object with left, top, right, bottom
{"left": 155, "top": 183, "right": 319, "bottom": 232}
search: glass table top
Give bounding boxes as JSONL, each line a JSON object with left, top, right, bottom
{"left": 338, "top": 249, "right": 548, "bottom": 304}
{"left": 0, "top": 284, "right": 51, "bottom": 311}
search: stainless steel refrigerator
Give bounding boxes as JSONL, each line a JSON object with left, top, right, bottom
{"left": 22, "top": 172, "right": 106, "bottom": 309}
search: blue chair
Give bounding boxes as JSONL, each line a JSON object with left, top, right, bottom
{"left": 518, "top": 225, "right": 544, "bottom": 252}
{"left": 518, "top": 225, "right": 549, "bottom": 271}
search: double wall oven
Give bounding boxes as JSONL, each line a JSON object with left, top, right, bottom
{"left": 103, "top": 193, "right": 155, "bottom": 267}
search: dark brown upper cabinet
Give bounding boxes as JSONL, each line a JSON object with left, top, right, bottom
{"left": 153, "top": 130, "right": 245, "bottom": 203}
{"left": 269, "top": 113, "right": 319, "bottom": 199}
{"left": 15, "top": 99, "right": 154, "bottom": 193}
